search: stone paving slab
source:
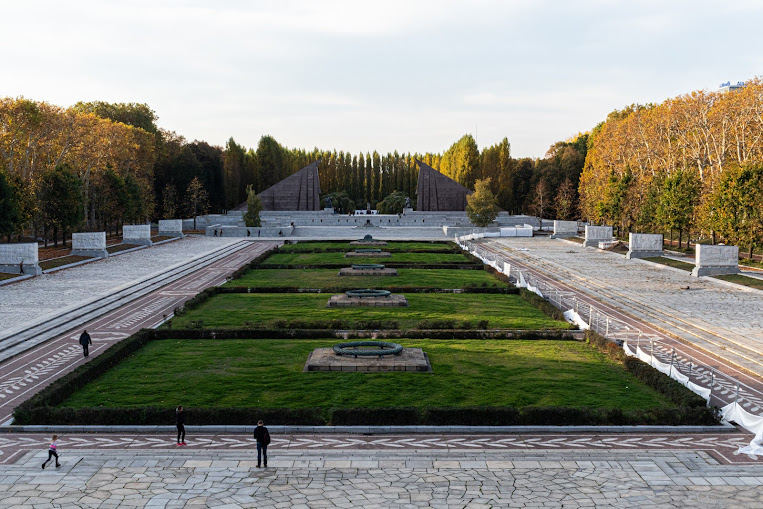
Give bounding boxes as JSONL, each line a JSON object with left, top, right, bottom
{"left": 0, "top": 448, "right": 761, "bottom": 508}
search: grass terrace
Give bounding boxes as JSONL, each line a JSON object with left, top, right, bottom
{"left": 260, "top": 251, "right": 473, "bottom": 267}
{"left": 226, "top": 268, "right": 508, "bottom": 290}
{"left": 279, "top": 241, "right": 458, "bottom": 253}
{"left": 171, "top": 293, "right": 569, "bottom": 330}
{"left": 60, "top": 339, "right": 671, "bottom": 410}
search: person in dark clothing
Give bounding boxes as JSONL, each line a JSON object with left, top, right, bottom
{"left": 79, "top": 330, "right": 92, "bottom": 358}
{"left": 253, "top": 420, "right": 270, "bottom": 467}
{"left": 176, "top": 405, "right": 186, "bottom": 445}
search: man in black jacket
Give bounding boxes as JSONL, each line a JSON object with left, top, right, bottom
{"left": 253, "top": 420, "right": 270, "bottom": 467}
{"left": 79, "top": 330, "right": 92, "bottom": 358}
{"left": 176, "top": 406, "right": 186, "bottom": 445}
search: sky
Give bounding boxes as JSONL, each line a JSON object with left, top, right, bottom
{"left": 2, "top": 0, "right": 762, "bottom": 158}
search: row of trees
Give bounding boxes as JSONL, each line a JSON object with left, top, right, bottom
{"left": 2, "top": 96, "right": 592, "bottom": 244}
{"left": 580, "top": 78, "right": 763, "bottom": 256}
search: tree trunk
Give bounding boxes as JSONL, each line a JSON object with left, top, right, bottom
{"left": 44, "top": 226, "right": 48, "bottom": 248}
{"left": 53, "top": 226, "right": 58, "bottom": 247}
{"left": 712, "top": 230, "right": 716, "bottom": 244}
{"left": 750, "top": 243, "right": 755, "bottom": 260}
{"left": 669, "top": 230, "right": 673, "bottom": 249}
{"left": 678, "top": 229, "right": 682, "bottom": 250}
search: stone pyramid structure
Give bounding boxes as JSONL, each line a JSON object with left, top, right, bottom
{"left": 252, "top": 161, "right": 322, "bottom": 211}
{"left": 415, "top": 160, "right": 472, "bottom": 211}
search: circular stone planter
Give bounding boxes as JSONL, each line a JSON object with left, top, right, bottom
{"left": 333, "top": 340, "right": 403, "bottom": 357}
{"left": 344, "top": 289, "right": 391, "bottom": 298}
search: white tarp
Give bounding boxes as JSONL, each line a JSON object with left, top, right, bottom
{"left": 721, "top": 402, "right": 763, "bottom": 455}
{"left": 526, "top": 283, "right": 543, "bottom": 298}
{"left": 563, "top": 309, "right": 590, "bottom": 330}
{"left": 630, "top": 344, "right": 712, "bottom": 402}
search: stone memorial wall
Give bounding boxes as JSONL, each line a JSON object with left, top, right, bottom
{"left": 626, "top": 233, "right": 663, "bottom": 259}
{"left": 71, "top": 232, "right": 108, "bottom": 258}
{"left": 551, "top": 220, "right": 578, "bottom": 238}
{"left": 158, "top": 219, "right": 184, "bottom": 237}
{"left": 692, "top": 244, "right": 740, "bottom": 277}
{"left": 583, "top": 225, "right": 613, "bottom": 248}
{"left": 0, "top": 243, "right": 41, "bottom": 275}
{"left": 123, "top": 225, "right": 153, "bottom": 246}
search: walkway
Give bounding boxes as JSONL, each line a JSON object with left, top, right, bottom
{"left": 1, "top": 445, "right": 761, "bottom": 508}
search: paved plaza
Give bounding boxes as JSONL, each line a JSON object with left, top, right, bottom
{"left": 0, "top": 445, "right": 762, "bottom": 508}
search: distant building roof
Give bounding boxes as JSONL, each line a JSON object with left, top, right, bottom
{"left": 719, "top": 81, "right": 745, "bottom": 93}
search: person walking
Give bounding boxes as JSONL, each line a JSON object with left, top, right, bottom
{"left": 42, "top": 435, "right": 60, "bottom": 469}
{"left": 79, "top": 330, "right": 92, "bottom": 358}
{"left": 253, "top": 419, "right": 270, "bottom": 467}
{"left": 176, "top": 405, "right": 186, "bottom": 445}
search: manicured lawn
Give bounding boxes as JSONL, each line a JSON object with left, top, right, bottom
{"left": 279, "top": 241, "right": 456, "bottom": 253}
{"left": 107, "top": 243, "right": 140, "bottom": 254}
{"left": 0, "top": 273, "right": 17, "bottom": 281}
{"left": 39, "top": 255, "right": 92, "bottom": 270}
{"left": 644, "top": 257, "right": 695, "bottom": 272}
{"left": 261, "top": 252, "right": 472, "bottom": 266}
{"left": 715, "top": 274, "right": 763, "bottom": 290}
{"left": 170, "top": 293, "right": 570, "bottom": 330}
{"left": 227, "top": 268, "right": 507, "bottom": 289}
{"left": 59, "top": 339, "right": 671, "bottom": 410}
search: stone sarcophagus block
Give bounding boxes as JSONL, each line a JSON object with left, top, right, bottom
{"left": 123, "top": 224, "right": 153, "bottom": 246}
{"left": 551, "top": 220, "right": 578, "bottom": 238}
{"left": 158, "top": 219, "right": 184, "bottom": 238}
{"left": 692, "top": 244, "right": 740, "bottom": 277}
{"left": 626, "top": 233, "right": 663, "bottom": 259}
{"left": 71, "top": 232, "right": 108, "bottom": 258}
{"left": 0, "top": 243, "right": 42, "bottom": 275}
{"left": 584, "top": 225, "right": 613, "bottom": 248}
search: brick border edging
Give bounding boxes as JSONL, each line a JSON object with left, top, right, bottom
{"left": 0, "top": 422, "right": 737, "bottom": 434}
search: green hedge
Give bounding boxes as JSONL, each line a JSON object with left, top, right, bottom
{"left": 253, "top": 263, "right": 484, "bottom": 270}
{"left": 217, "top": 286, "right": 519, "bottom": 295}
{"left": 518, "top": 289, "right": 567, "bottom": 322}
{"left": 585, "top": 331, "right": 708, "bottom": 409}
{"left": 17, "top": 404, "right": 718, "bottom": 427}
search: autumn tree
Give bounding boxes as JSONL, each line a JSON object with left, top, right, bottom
{"left": 655, "top": 169, "right": 700, "bottom": 249}
{"left": 706, "top": 163, "right": 763, "bottom": 258}
{"left": 38, "top": 164, "right": 84, "bottom": 246}
{"left": 243, "top": 184, "right": 262, "bottom": 228}
{"left": 528, "top": 179, "right": 551, "bottom": 223}
{"left": 466, "top": 178, "right": 499, "bottom": 227}
{"left": 376, "top": 191, "right": 408, "bottom": 215}
{"left": 554, "top": 178, "right": 577, "bottom": 220}
{"left": 0, "top": 169, "right": 22, "bottom": 241}
{"left": 186, "top": 176, "right": 210, "bottom": 229}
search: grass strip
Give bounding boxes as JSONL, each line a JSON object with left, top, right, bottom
{"left": 643, "top": 256, "right": 695, "bottom": 272}
{"left": 169, "top": 293, "right": 570, "bottom": 330}
{"left": 714, "top": 274, "right": 763, "bottom": 290}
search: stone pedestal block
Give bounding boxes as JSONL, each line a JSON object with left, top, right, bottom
{"left": 304, "top": 348, "right": 431, "bottom": 372}
{"left": 71, "top": 232, "right": 108, "bottom": 258}
{"left": 158, "top": 219, "right": 184, "bottom": 238}
{"left": 626, "top": 233, "right": 663, "bottom": 259}
{"left": 0, "top": 243, "right": 42, "bottom": 275}
{"left": 123, "top": 225, "right": 153, "bottom": 246}
{"left": 692, "top": 244, "right": 740, "bottom": 277}
{"left": 551, "top": 220, "right": 578, "bottom": 238}
{"left": 338, "top": 267, "right": 399, "bottom": 276}
{"left": 583, "top": 225, "right": 613, "bottom": 248}
{"left": 327, "top": 294, "right": 409, "bottom": 307}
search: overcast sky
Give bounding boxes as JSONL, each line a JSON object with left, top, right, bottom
{"left": 2, "top": 0, "right": 762, "bottom": 158}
